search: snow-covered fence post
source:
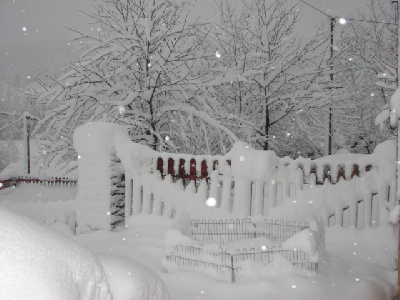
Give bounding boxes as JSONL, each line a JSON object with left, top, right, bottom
{"left": 73, "top": 122, "right": 120, "bottom": 233}
{"left": 229, "top": 142, "right": 278, "bottom": 217}
{"left": 125, "top": 173, "right": 133, "bottom": 218}
{"left": 74, "top": 121, "right": 155, "bottom": 233}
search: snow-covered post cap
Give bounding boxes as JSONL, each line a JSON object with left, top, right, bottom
{"left": 73, "top": 121, "right": 130, "bottom": 156}
{"left": 228, "top": 141, "right": 278, "bottom": 180}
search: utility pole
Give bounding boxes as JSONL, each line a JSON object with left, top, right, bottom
{"left": 324, "top": 17, "right": 335, "bottom": 156}
{"left": 23, "top": 113, "right": 31, "bottom": 175}
{"left": 22, "top": 113, "right": 38, "bottom": 175}
{"left": 392, "top": 0, "right": 400, "bottom": 298}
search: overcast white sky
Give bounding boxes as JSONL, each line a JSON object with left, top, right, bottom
{"left": 0, "top": 0, "right": 373, "bottom": 47}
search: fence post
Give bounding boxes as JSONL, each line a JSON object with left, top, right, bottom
{"left": 125, "top": 173, "right": 132, "bottom": 218}
{"left": 231, "top": 254, "right": 235, "bottom": 283}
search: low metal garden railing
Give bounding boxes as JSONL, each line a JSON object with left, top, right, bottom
{"left": 164, "top": 218, "right": 319, "bottom": 282}
{"left": 190, "top": 219, "right": 309, "bottom": 244}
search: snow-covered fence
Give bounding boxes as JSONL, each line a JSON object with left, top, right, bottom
{"left": 0, "top": 178, "right": 15, "bottom": 190}
{"left": 164, "top": 244, "right": 316, "bottom": 283}
{"left": 154, "top": 155, "right": 373, "bottom": 187}
{"left": 73, "top": 122, "right": 395, "bottom": 232}
{"left": 1, "top": 199, "right": 76, "bottom": 232}
{"left": 155, "top": 153, "right": 225, "bottom": 184}
{"left": 126, "top": 152, "right": 390, "bottom": 228}
{"left": 0, "top": 176, "right": 77, "bottom": 190}
{"left": 190, "top": 219, "right": 309, "bottom": 244}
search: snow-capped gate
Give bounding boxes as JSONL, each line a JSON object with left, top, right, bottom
{"left": 73, "top": 122, "right": 396, "bottom": 233}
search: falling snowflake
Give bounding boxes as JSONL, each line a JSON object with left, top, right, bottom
{"left": 206, "top": 198, "right": 217, "bottom": 207}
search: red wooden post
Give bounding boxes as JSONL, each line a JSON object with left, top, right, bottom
{"left": 200, "top": 160, "right": 208, "bottom": 180}
{"left": 157, "top": 157, "right": 164, "bottom": 177}
{"left": 189, "top": 159, "right": 196, "bottom": 181}
{"left": 323, "top": 165, "right": 331, "bottom": 183}
{"left": 168, "top": 158, "right": 175, "bottom": 178}
{"left": 352, "top": 164, "right": 359, "bottom": 178}
{"left": 337, "top": 166, "right": 345, "bottom": 182}
{"left": 179, "top": 159, "right": 186, "bottom": 182}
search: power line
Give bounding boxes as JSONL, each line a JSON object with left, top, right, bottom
{"left": 299, "top": 0, "right": 397, "bottom": 25}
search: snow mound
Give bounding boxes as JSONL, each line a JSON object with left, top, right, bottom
{"left": 388, "top": 204, "right": 400, "bottom": 225}
{"left": 97, "top": 254, "right": 170, "bottom": 300}
{"left": 282, "top": 228, "right": 323, "bottom": 262}
{"left": 0, "top": 207, "right": 111, "bottom": 300}
{"left": 238, "top": 253, "right": 309, "bottom": 280}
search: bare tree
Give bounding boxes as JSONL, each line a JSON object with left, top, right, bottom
{"left": 333, "top": 0, "right": 396, "bottom": 153}
{"left": 33, "top": 0, "right": 237, "bottom": 172}
{"left": 209, "top": 0, "right": 331, "bottom": 157}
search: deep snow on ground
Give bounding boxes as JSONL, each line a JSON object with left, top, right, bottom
{"left": 0, "top": 185, "right": 397, "bottom": 300}
{"left": 0, "top": 207, "right": 112, "bottom": 300}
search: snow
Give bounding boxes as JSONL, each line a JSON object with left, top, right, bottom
{"left": 0, "top": 207, "right": 112, "bottom": 300}
{"left": 1, "top": 124, "right": 398, "bottom": 298}
{"left": 228, "top": 141, "right": 278, "bottom": 180}
{"left": 97, "top": 254, "right": 170, "bottom": 300}
{"left": 388, "top": 204, "right": 400, "bottom": 224}
{"left": 0, "top": 184, "right": 76, "bottom": 232}
{"left": 0, "top": 185, "right": 397, "bottom": 299}
{"left": 282, "top": 228, "right": 321, "bottom": 262}
{"left": 73, "top": 122, "right": 128, "bottom": 233}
